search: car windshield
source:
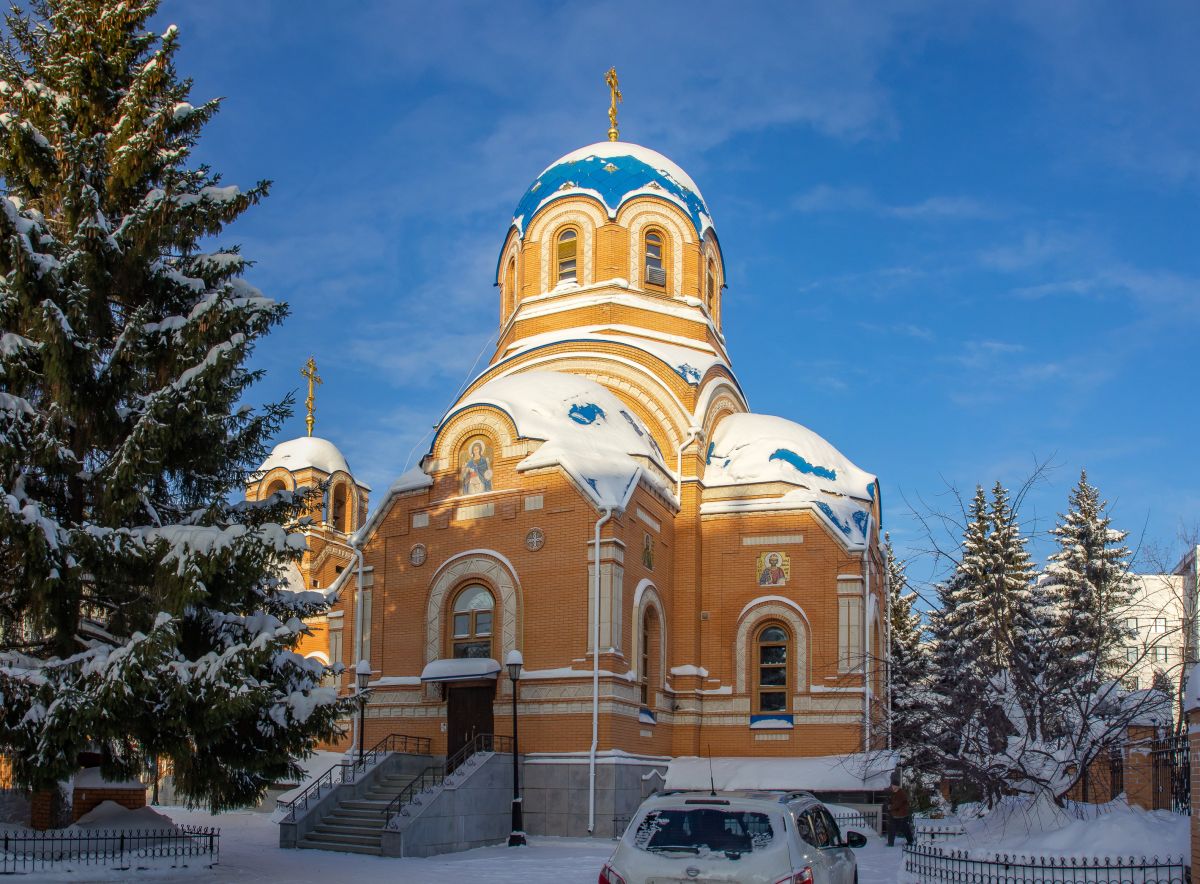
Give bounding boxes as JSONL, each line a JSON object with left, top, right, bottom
{"left": 632, "top": 807, "right": 776, "bottom": 857}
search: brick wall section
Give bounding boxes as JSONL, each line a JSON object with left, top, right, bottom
{"left": 72, "top": 786, "right": 146, "bottom": 822}
{"left": 1123, "top": 724, "right": 1158, "bottom": 810}
{"left": 29, "top": 789, "right": 54, "bottom": 830}
{"left": 1190, "top": 708, "right": 1200, "bottom": 874}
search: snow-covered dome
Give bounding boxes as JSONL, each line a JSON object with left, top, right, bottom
{"left": 446, "top": 370, "right": 669, "bottom": 509}
{"left": 259, "top": 436, "right": 352, "bottom": 477}
{"left": 511, "top": 141, "right": 713, "bottom": 237}
{"left": 705, "top": 413, "right": 876, "bottom": 503}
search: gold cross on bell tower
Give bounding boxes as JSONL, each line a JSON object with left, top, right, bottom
{"left": 301, "top": 357, "right": 322, "bottom": 437}
{"left": 605, "top": 67, "right": 622, "bottom": 142}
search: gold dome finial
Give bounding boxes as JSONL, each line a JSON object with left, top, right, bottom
{"left": 301, "top": 356, "right": 322, "bottom": 437}
{"left": 605, "top": 67, "right": 622, "bottom": 141}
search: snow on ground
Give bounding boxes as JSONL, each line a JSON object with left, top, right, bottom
{"left": 935, "top": 795, "right": 1189, "bottom": 861}
{"left": 14, "top": 805, "right": 907, "bottom": 883}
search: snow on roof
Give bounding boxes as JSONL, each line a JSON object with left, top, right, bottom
{"left": 279, "top": 560, "right": 306, "bottom": 593}
{"left": 705, "top": 413, "right": 877, "bottom": 502}
{"left": 259, "top": 436, "right": 353, "bottom": 478}
{"left": 512, "top": 141, "right": 713, "bottom": 238}
{"left": 448, "top": 370, "right": 670, "bottom": 510}
{"left": 498, "top": 324, "right": 730, "bottom": 388}
{"left": 701, "top": 489, "right": 874, "bottom": 550}
{"left": 666, "top": 752, "right": 898, "bottom": 793}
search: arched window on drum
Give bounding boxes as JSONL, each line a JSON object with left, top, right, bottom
{"left": 556, "top": 228, "right": 578, "bottom": 284}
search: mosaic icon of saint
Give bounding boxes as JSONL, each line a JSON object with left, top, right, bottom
{"left": 759, "top": 552, "right": 786, "bottom": 587}
{"left": 459, "top": 438, "right": 493, "bottom": 496}
{"left": 642, "top": 533, "right": 654, "bottom": 570}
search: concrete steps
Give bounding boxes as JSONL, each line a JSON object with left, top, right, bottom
{"left": 295, "top": 762, "right": 434, "bottom": 855}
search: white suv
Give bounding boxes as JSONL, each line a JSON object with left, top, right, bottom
{"left": 599, "top": 790, "right": 867, "bottom": 884}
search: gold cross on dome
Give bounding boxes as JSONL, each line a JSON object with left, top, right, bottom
{"left": 605, "top": 67, "right": 622, "bottom": 142}
{"left": 301, "top": 356, "right": 322, "bottom": 437}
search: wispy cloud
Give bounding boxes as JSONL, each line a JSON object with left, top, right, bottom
{"left": 791, "top": 184, "right": 1000, "bottom": 220}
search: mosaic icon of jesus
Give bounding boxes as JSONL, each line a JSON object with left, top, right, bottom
{"left": 459, "top": 437, "right": 494, "bottom": 495}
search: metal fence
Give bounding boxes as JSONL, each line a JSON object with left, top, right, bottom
{"left": 1, "top": 826, "right": 219, "bottom": 875}
{"left": 903, "top": 842, "right": 1188, "bottom": 884}
{"left": 1152, "top": 733, "right": 1190, "bottom": 815}
{"left": 915, "top": 823, "right": 968, "bottom": 842}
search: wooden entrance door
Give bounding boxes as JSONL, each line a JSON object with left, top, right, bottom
{"left": 447, "top": 684, "right": 494, "bottom": 763}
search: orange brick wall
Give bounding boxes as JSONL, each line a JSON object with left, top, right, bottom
{"left": 72, "top": 785, "right": 146, "bottom": 822}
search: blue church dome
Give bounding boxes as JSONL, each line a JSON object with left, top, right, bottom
{"left": 511, "top": 141, "right": 713, "bottom": 238}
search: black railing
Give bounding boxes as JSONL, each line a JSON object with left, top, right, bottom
{"left": 903, "top": 842, "right": 1188, "bottom": 884}
{"left": 446, "top": 733, "right": 512, "bottom": 776}
{"left": 1152, "top": 733, "right": 1190, "bottom": 815}
{"left": 831, "top": 808, "right": 881, "bottom": 834}
{"left": 383, "top": 732, "right": 514, "bottom": 827}
{"left": 382, "top": 765, "right": 446, "bottom": 826}
{"left": 1, "top": 826, "right": 219, "bottom": 875}
{"left": 914, "top": 824, "right": 968, "bottom": 842}
{"left": 279, "top": 733, "right": 432, "bottom": 822}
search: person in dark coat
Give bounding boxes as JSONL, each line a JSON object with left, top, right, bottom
{"left": 887, "top": 782, "right": 915, "bottom": 847}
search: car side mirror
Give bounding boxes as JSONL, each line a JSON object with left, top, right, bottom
{"left": 844, "top": 831, "right": 867, "bottom": 848}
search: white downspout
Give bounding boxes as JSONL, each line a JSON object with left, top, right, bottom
{"left": 863, "top": 547, "right": 871, "bottom": 753}
{"left": 885, "top": 547, "right": 893, "bottom": 751}
{"left": 675, "top": 427, "right": 703, "bottom": 503}
{"left": 589, "top": 506, "right": 615, "bottom": 834}
{"left": 351, "top": 541, "right": 365, "bottom": 755}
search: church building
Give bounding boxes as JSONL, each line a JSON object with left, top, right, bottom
{"left": 248, "top": 90, "right": 886, "bottom": 837}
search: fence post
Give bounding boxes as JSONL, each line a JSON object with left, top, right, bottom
{"left": 1189, "top": 701, "right": 1200, "bottom": 876}
{"left": 1124, "top": 723, "right": 1157, "bottom": 810}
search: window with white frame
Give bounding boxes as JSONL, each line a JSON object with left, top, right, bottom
{"left": 1151, "top": 646, "right": 1171, "bottom": 664}
{"left": 1152, "top": 617, "right": 1168, "bottom": 634}
{"left": 1126, "top": 646, "right": 1138, "bottom": 663}
{"left": 838, "top": 596, "right": 864, "bottom": 672}
{"left": 1124, "top": 617, "right": 1139, "bottom": 631}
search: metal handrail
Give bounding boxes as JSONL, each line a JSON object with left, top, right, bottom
{"left": 279, "top": 732, "right": 432, "bottom": 821}
{"left": 383, "top": 732, "right": 514, "bottom": 827}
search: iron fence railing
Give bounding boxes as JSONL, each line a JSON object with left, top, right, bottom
{"left": 383, "top": 732, "right": 514, "bottom": 827}
{"left": 1151, "top": 733, "right": 1190, "bottom": 815}
{"left": 278, "top": 732, "right": 431, "bottom": 822}
{"left": 831, "top": 809, "right": 880, "bottom": 834}
{"left": 903, "top": 842, "right": 1188, "bottom": 884}
{"left": 0, "top": 826, "right": 219, "bottom": 875}
{"left": 914, "top": 824, "right": 968, "bottom": 842}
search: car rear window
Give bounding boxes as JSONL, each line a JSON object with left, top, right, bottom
{"left": 631, "top": 807, "right": 777, "bottom": 857}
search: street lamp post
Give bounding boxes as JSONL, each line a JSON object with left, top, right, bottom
{"left": 506, "top": 649, "right": 526, "bottom": 847}
{"left": 355, "top": 659, "right": 372, "bottom": 760}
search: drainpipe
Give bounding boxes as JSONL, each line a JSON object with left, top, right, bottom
{"left": 589, "top": 506, "right": 615, "bottom": 834}
{"left": 676, "top": 427, "right": 703, "bottom": 503}
{"left": 862, "top": 546, "right": 871, "bottom": 753}
{"left": 884, "top": 549, "right": 892, "bottom": 751}
{"left": 351, "top": 541, "right": 365, "bottom": 756}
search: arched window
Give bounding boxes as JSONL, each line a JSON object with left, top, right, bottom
{"left": 451, "top": 585, "right": 495, "bottom": 659}
{"left": 331, "top": 483, "right": 349, "bottom": 532}
{"left": 265, "top": 479, "right": 286, "bottom": 497}
{"left": 504, "top": 257, "right": 517, "bottom": 319}
{"left": 644, "top": 230, "right": 666, "bottom": 288}
{"left": 755, "top": 624, "right": 790, "bottom": 713}
{"left": 640, "top": 607, "right": 660, "bottom": 707}
{"left": 705, "top": 258, "right": 716, "bottom": 312}
{"left": 556, "top": 229, "right": 578, "bottom": 284}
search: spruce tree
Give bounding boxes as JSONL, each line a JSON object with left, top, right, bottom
{"left": 0, "top": 0, "right": 351, "bottom": 809}
{"left": 985, "top": 482, "right": 1040, "bottom": 682}
{"left": 885, "top": 534, "right": 930, "bottom": 763}
{"left": 1042, "top": 470, "right": 1136, "bottom": 692}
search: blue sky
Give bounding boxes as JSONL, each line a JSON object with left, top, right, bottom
{"left": 158, "top": 1, "right": 1199, "bottom": 586}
